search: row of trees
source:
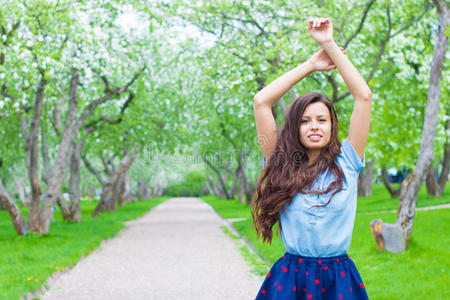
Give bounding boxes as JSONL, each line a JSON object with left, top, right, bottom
{"left": 0, "top": 1, "right": 188, "bottom": 234}
{"left": 161, "top": 0, "right": 449, "bottom": 253}
{"left": 0, "top": 1, "right": 448, "bottom": 254}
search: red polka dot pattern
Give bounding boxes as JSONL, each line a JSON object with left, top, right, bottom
{"left": 256, "top": 254, "right": 369, "bottom": 299}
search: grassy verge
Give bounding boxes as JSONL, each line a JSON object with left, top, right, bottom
{"left": 201, "top": 184, "right": 450, "bottom": 299}
{"left": 0, "top": 196, "right": 170, "bottom": 300}
{"left": 356, "top": 183, "right": 450, "bottom": 212}
{"left": 220, "top": 225, "right": 269, "bottom": 277}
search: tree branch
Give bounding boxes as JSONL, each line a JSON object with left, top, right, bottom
{"left": 81, "top": 154, "right": 106, "bottom": 186}
{"left": 343, "top": 0, "right": 376, "bottom": 49}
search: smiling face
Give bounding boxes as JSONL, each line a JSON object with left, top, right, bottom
{"left": 299, "top": 101, "right": 332, "bottom": 162}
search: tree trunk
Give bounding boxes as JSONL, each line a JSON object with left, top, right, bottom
{"left": 236, "top": 149, "right": 256, "bottom": 204}
{"left": 124, "top": 175, "right": 136, "bottom": 202}
{"left": 10, "top": 66, "right": 145, "bottom": 235}
{"left": 137, "top": 180, "right": 150, "bottom": 199}
{"left": 425, "top": 164, "right": 438, "bottom": 196}
{"left": 245, "top": 187, "right": 256, "bottom": 205}
{"left": 381, "top": 167, "right": 401, "bottom": 198}
{"left": 33, "top": 68, "right": 79, "bottom": 233}
{"left": 0, "top": 179, "right": 28, "bottom": 235}
{"left": 117, "top": 173, "right": 127, "bottom": 206}
{"left": 36, "top": 69, "right": 80, "bottom": 234}
{"left": 203, "top": 157, "right": 232, "bottom": 199}
{"left": 41, "top": 122, "right": 50, "bottom": 184}
{"left": 436, "top": 138, "right": 449, "bottom": 195}
{"left": 92, "top": 151, "right": 137, "bottom": 217}
{"left": 206, "top": 175, "right": 227, "bottom": 198}
{"left": 27, "top": 76, "right": 47, "bottom": 232}
{"left": 358, "top": 159, "right": 374, "bottom": 197}
{"left": 229, "top": 171, "right": 239, "bottom": 199}
{"left": 82, "top": 154, "right": 106, "bottom": 187}
{"left": 427, "top": 119, "right": 449, "bottom": 196}
{"left": 13, "top": 176, "right": 29, "bottom": 207}
{"left": 437, "top": 110, "right": 450, "bottom": 193}
{"left": 151, "top": 184, "right": 163, "bottom": 197}
{"left": 237, "top": 170, "right": 245, "bottom": 204}
{"left": 87, "top": 185, "right": 96, "bottom": 198}
{"left": 397, "top": 0, "right": 448, "bottom": 243}
{"left": 66, "top": 139, "right": 84, "bottom": 222}
{"left": 370, "top": 0, "right": 448, "bottom": 252}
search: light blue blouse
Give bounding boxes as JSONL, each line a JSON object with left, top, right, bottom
{"left": 263, "top": 138, "right": 365, "bottom": 257}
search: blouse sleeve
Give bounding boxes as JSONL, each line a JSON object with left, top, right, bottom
{"left": 341, "top": 138, "right": 365, "bottom": 173}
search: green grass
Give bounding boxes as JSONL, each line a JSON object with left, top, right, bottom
{"left": 201, "top": 183, "right": 450, "bottom": 300}
{"left": 357, "top": 183, "right": 450, "bottom": 213}
{"left": 220, "top": 225, "right": 269, "bottom": 277}
{"left": 202, "top": 195, "right": 252, "bottom": 219}
{"left": 0, "top": 197, "right": 170, "bottom": 300}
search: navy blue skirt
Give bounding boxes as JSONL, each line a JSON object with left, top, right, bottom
{"left": 255, "top": 252, "right": 369, "bottom": 299}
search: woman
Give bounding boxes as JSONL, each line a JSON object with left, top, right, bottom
{"left": 251, "top": 17, "right": 371, "bottom": 299}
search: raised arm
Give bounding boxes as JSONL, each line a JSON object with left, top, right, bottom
{"left": 309, "top": 18, "right": 372, "bottom": 159}
{"left": 253, "top": 62, "right": 313, "bottom": 160}
{"left": 253, "top": 46, "right": 346, "bottom": 161}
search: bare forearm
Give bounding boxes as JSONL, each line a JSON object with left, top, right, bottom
{"left": 253, "top": 61, "right": 315, "bottom": 107}
{"left": 321, "top": 41, "right": 372, "bottom": 100}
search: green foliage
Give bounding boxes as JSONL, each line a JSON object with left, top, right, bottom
{"left": 163, "top": 0, "right": 448, "bottom": 178}
{"left": 166, "top": 171, "right": 207, "bottom": 197}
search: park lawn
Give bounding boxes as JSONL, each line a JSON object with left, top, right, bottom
{"left": 0, "top": 196, "right": 169, "bottom": 300}
{"left": 356, "top": 183, "right": 450, "bottom": 212}
{"left": 201, "top": 184, "right": 450, "bottom": 300}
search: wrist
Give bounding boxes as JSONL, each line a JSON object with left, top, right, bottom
{"left": 301, "top": 60, "right": 316, "bottom": 74}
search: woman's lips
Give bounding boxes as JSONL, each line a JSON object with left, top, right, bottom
{"left": 308, "top": 134, "right": 322, "bottom": 141}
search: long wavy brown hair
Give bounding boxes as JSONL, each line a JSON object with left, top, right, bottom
{"left": 251, "top": 92, "right": 344, "bottom": 244}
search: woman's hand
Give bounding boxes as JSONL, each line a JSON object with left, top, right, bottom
{"left": 308, "top": 17, "right": 334, "bottom": 45}
{"left": 308, "top": 48, "right": 346, "bottom": 71}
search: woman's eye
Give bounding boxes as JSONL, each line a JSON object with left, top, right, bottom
{"left": 301, "top": 120, "right": 309, "bottom": 123}
{"left": 320, "top": 119, "right": 326, "bottom": 122}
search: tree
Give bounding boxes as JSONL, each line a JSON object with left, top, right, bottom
{"left": 0, "top": 1, "right": 151, "bottom": 234}
{"left": 370, "top": 0, "right": 448, "bottom": 253}
{"left": 165, "top": 0, "right": 435, "bottom": 200}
